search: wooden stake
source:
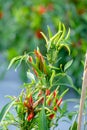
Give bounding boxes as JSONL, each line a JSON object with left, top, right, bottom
{"left": 77, "top": 53, "right": 87, "bottom": 130}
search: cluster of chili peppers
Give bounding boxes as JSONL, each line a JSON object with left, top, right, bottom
{"left": 23, "top": 88, "right": 62, "bottom": 121}
{"left": 29, "top": 49, "right": 48, "bottom": 76}
{"left": 21, "top": 49, "right": 62, "bottom": 123}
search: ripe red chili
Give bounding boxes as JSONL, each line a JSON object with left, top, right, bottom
{"left": 53, "top": 90, "right": 57, "bottom": 97}
{"left": 47, "top": 99, "right": 52, "bottom": 106}
{"left": 24, "top": 95, "right": 33, "bottom": 109}
{"left": 29, "top": 95, "right": 33, "bottom": 106}
{"left": 29, "top": 56, "right": 33, "bottom": 62}
{"left": 49, "top": 114, "right": 54, "bottom": 119}
{"left": 53, "top": 106, "right": 57, "bottom": 111}
{"left": 57, "top": 98, "right": 62, "bottom": 107}
{"left": 35, "top": 30, "right": 43, "bottom": 39}
{"left": 33, "top": 68, "right": 38, "bottom": 77}
{"left": 46, "top": 89, "right": 50, "bottom": 96}
{"left": 38, "top": 6, "right": 47, "bottom": 15}
{"left": 34, "top": 50, "right": 41, "bottom": 59}
{"left": 27, "top": 112, "right": 34, "bottom": 121}
{"left": 34, "top": 50, "right": 44, "bottom": 65}
{"left": 0, "top": 12, "right": 3, "bottom": 19}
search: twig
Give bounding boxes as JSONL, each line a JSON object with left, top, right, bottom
{"left": 77, "top": 53, "right": 87, "bottom": 130}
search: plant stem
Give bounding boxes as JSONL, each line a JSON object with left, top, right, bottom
{"left": 77, "top": 53, "right": 87, "bottom": 130}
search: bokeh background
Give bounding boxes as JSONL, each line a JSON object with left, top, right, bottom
{"left": 0, "top": 0, "right": 87, "bottom": 129}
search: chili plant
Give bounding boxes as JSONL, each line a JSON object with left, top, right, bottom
{"left": 0, "top": 22, "right": 76, "bottom": 130}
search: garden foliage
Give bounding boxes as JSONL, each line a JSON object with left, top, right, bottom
{"left": 0, "top": 22, "right": 78, "bottom": 130}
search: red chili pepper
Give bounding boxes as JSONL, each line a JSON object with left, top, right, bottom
{"left": 29, "top": 56, "right": 33, "bottom": 62}
{"left": 38, "top": 6, "right": 47, "bottom": 15}
{"left": 29, "top": 95, "right": 33, "bottom": 106}
{"left": 24, "top": 95, "right": 34, "bottom": 109}
{"left": 24, "top": 101, "right": 29, "bottom": 108}
{"left": 53, "top": 90, "right": 57, "bottom": 97}
{"left": 27, "top": 112, "right": 34, "bottom": 121}
{"left": 53, "top": 106, "right": 57, "bottom": 111}
{"left": 34, "top": 50, "right": 44, "bottom": 62}
{"left": 57, "top": 98, "right": 62, "bottom": 107}
{"left": 35, "top": 30, "right": 43, "bottom": 39}
{"left": 56, "top": 99, "right": 58, "bottom": 103}
{"left": 49, "top": 114, "right": 55, "bottom": 119}
{"left": 34, "top": 50, "right": 41, "bottom": 59}
{"left": 46, "top": 89, "right": 50, "bottom": 96}
{"left": 33, "top": 68, "right": 38, "bottom": 77}
{"left": 47, "top": 99, "right": 51, "bottom": 106}
{"left": 0, "top": 12, "right": 3, "bottom": 19}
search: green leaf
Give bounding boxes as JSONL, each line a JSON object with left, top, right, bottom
{"left": 58, "top": 44, "right": 70, "bottom": 55}
{"left": 68, "top": 112, "right": 77, "bottom": 120}
{"left": 58, "top": 21, "right": 62, "bottom": 31}
{"left": 65, "top": 28, "right": 70, "bottom": 40}
{"left": 0, "top": 120, "right": 15, "bottom": 127}
{"left": 62, "top": 102, "right": 67, "bottom": 114}
{"left": 40, "top": 32, "right": 48, "bottom": 44}
{"left": 8, "top": 56, "right": 22, "bottom": 70}
{"left": 56, "top": 24, "right": 66, "bottom": 45}
{"left": 65, "top": 74, "right": 80, "bottom": 94}
{"left": 70, "top": 121, "right": 77, "bottom": 130}
{"left": 50, "top": 31, "right": 62, "bottom": 42}
{"left": 60, "top": 88, "right": 69, "bottom": 98}
{"left": 64, "top": 60, "right": 73, "bottom": 71}
{"left": 47, "top": 25, "right": 53, "bottom": 39}
{"left": 64, "top": 59, "right": 73, "bottom": 71}
{"left": 38, "top": 107, "right": 48, "bottom": 130}
{"left": 0, "top": 99, "right": 16, "bottom": 123}
{"left": 50, "top": 70, "right": 55, "bottom": 86}
{"left": 14, "top": 56, "right": 25, "bottom": 71}
{"left": 8, "top": 55, "right": 27, "bottom": 70}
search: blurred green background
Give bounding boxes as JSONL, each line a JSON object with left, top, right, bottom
{"left": 0, "top": 0, "right": 87, "bottom": 88}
